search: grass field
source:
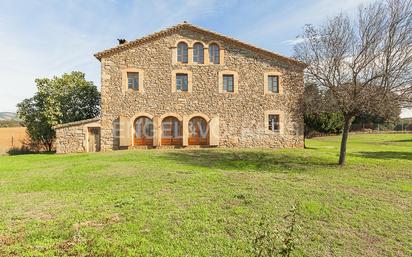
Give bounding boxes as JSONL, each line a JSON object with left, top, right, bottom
{"left": 0, "top": 127, "right": 27, "bottom": 155}
{"left": 0, "top": 134, "right": 411, "bottom": 256}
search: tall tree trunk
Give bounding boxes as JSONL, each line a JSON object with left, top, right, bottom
{"left": 338, "top": 115, "right": 353, "bottom": 166}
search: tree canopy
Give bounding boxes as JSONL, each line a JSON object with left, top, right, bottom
{"left": 295, "top": 0, "right": 412, "bottom": 165}
{"left": 17, "top": 71, "right": 100, "bottom": 151}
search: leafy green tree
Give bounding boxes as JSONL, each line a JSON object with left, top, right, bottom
{"left": 17, "top": 71, "right": 100, "bottom": 151}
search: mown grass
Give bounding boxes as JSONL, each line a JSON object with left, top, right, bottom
{"left": 0, "top": 134, "right": 411, "bottom": 256}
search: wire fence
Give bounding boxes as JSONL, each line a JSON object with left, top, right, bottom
{"left": 351, "top": 120, "right": 412, "bottom": 133}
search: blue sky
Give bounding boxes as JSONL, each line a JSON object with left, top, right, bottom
{"left": 3, "top": 0, "right": 409, "bottom": 117}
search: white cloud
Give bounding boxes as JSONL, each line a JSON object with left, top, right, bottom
{"left": 401, "top": 108, "right": 412, "bottom": 118}
{"left": 282, "top": 37, "right": 306, "bottom": 46}
{"left": 236, "top": 0, "right": 376, "bottom": 53}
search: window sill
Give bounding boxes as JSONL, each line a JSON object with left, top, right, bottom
{"left": 123, "top": 90, "right": 144, "bottom": 95}
{"left": 173, "top": 91, "right": 191, "bottom": 93}
{"left": 265, "top": 130, "right": 281, "bottom": 135}
{"left": 173, "top": 63, "right": 223, "bottom": 66}
{"left": 264, "top": 92, "right": 281, "bottom": 95}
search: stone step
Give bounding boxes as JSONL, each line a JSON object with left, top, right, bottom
{"left": 128, "top": 145, "right": 152, "bottom": 150}
{"left": 156, "top": 145, "right": 184, "bottom": 149}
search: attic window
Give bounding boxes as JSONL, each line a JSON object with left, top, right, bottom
{"left": 177, "top": 42, "right": 188, "bottom": 63}
{"left": 209, "top": 43, "right": 220, "bottom": 64}
{"left": 193, "top": 42, "right": 204, "bottom": 64}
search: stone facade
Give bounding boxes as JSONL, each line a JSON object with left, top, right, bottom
{"left": 54, "top": 118, "right": 100, "bottom": 154}
{"left": 55, "top": 23, "right": 306, "bottom": 153}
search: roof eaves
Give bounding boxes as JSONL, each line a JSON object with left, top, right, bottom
{"left": 94, "top": 22, "right": 307, "bottom": 68}
{"left": 53, "top": 117, "right": 101, "bottom": 130}
{"left": 94, "top": 23, "right": 186, "bottom": 61}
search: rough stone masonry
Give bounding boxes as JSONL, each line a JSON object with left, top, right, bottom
{"left": 54, "top": 23, "right": 306, "bottom": 153}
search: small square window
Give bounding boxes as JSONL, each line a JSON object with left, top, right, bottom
{"left": 176, "top": 74, "right": 188, "bottom": 91}
{"left": 268, "top": 75, "right": 279, "bottom": 93}
{"left": 127, "top": 72, "right": 139, "bottom": 91}
{"left": 223, "top": 75, "right": 234, "bottom": 92}
{"left": 268, "top": 114, "right": 280, "bottom": 132}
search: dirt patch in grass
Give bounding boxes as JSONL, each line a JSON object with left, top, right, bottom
{"left": 72, "top": 214, "right": 121, "bottom": 231}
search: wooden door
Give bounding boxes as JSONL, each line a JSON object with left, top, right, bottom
{"left": 161, "top": 117, "right": 182, "bottom": 145}
{"left": 134, "top": 117, "right": 153, "bottom": 146}
{"left": 88, "top": 127, "right": 101, "bottom": 152}
{"left": 189, "top": 117, "right": 208, "bottom": 145}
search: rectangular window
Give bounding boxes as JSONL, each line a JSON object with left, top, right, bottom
{"left": 268, "top": 114, "right": 280, "bottom": 132}
{"left": 176, "top": 74, "right": 188, "bottom": 92}
{"left": 268, "top": 75, "right": 279, "bottom": 93}
{"left": 223, "top": 75, "right": 234, "bottom": 92}
{"left": 127, "top": 72, "right": 139, "bottom": 91}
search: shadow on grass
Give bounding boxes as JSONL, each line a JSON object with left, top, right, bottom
{"left": 388, "top": 139, "right": 412, "bottom": 143}
{"left": 355, "top": 151, "right": 412, "bottom": 161}
{"left": 7, "top": 146, "right": 56, "bottom": 156}
{"left": 161, "top": 149, "right": 336, "bottom": 173}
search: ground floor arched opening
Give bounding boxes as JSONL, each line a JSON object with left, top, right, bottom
{"left": 188, "top": 116, "right": 208, "bottom": 145}
{"left": 161, "top": 116, "right": 182, "bottom": 146}
{"left": 134, "top": 116, "right": 153, "bottom": 146}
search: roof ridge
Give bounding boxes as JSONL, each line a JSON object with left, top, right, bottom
{"left": 94, "top": 23, "right": 186, "bottom": 60}
{"left": 182, "top": 23, "right": 306, "bottom": 67}
{"left": 94, "top": 22, "right": 306, "bottom": 68}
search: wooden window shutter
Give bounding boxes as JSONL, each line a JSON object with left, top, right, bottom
{"left": 119, "top": 116, "right": 131, "bottom": 147}
{"left": 209, "top": 117, "right": 220, "bottom": 146}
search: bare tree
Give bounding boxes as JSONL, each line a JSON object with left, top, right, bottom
{"left": 294, "top": 0, "right": 412, "bottom": 166}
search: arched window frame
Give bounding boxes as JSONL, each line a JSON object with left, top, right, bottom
{"left": 177, "top": 42, "right": 189, "bottom": 63}
{"left": 192, "top": 42, "right": 204, "bottom": 64}
{"left": 209, "top": 43, "right": 220, "bottom": 64}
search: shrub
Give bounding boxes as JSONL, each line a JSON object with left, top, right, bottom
{"left": 251, "top": 204, "right": 299, "bottom": 257}
{"left": 304, "top": 112, "right": 344, "bottom": 138}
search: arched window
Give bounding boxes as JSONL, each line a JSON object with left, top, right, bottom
{"left": 134, "top": 116, "right": 153, "bottom": 146}
{"left": 189, "top": 117, "right": 208, "bottom": 145}
{"left": 161, "top": 116, "right": 183, "bottom": 145}
{"left": 209, "top": 43, "right": 220, "bottom": 64}
{"left": 193, "top": 42, "right": 204, "bottom": 64}
{"left": 177, "top": 42, "right": 188, "bottom": 63}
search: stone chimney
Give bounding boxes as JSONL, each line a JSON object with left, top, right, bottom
{"left": 117, "top": 39, "right": 127, "bottom": 45}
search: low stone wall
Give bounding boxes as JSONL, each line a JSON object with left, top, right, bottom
{"left": 54, "top": 118, "right": 100, "bottom": 154}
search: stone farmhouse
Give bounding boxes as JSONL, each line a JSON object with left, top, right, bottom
{"left": 54, "top": 22, "right": 306, "bottom": 154}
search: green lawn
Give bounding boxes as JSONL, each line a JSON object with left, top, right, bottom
{"left": 0, "top": 134, "right": 411, "bottom": 256}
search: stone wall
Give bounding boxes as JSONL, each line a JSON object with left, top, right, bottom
{"left": 54, "top": 118, "right": 100, "bottom": 154}
{"left": 99, "top": 28, "right": 305, "bottom": 150}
